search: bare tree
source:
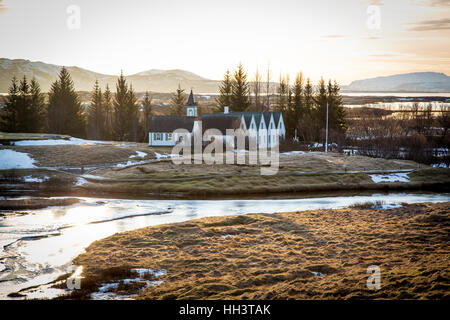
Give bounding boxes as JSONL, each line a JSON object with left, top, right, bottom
{"left": 265, "top": 62, "right": 271, "bottom": 110}
{"left": 252, "top": 67, "right": 262, "bottom": 111}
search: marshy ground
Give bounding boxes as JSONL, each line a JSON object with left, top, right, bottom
{"left": 72, "top": 202, "right": 450, "bottom": 300}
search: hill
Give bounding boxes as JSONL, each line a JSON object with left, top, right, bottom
{"left": 346, "top": 72, "right": 450, "bottom": 93}
{"left": 0, "top": 58, "right": 219, "bottom": 93}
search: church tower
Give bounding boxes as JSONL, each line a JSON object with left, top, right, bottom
{"left": 185, "top": 89, "right": 198, "bottom": 117}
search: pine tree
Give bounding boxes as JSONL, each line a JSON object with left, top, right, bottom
{"left": 215, "top": 70, "right": 232, "bottom": 112}
{"left": 314, "top": 78, "right": 328, "bottom": 144}
{"left": 331, "top": 80, "right": 347, "bottom": 133}
{"left": 103, "top": 84, "right": 113, "bottom": 140}
{"left": 142, "top": 91, "right": 153, "bottom": 142}
{"left": 277, "top": 74, "right": 288, "bottom": 113}
{"left": 17, "top": 76, "right": 31, "bottom": 132}
{"left": 47, "top": 67, "right": 85, "bottom": 137}
{"left": 87, "top": 80, "right": 104, "bottom": 139}
{"left": 128, "top": 84, "right": 139, "bottom": 141}
{"left": 1, "top": 77, "right": 19, "bottom": 132}
{"left": 113, "top": 71, "right": 139, "bottom": 141}
{"left": 304, "top": 77, "right": 314, "bottom": 115}
{"left": 170, "top": 84, "right": 186, "bottom": 115}
{"left": 289, "top": 72, "right": 305, "bottom": 139}
{"left": 28, "top": 78, "right": 47, "bottom": 132}
{"left": 230, "top": 63, "right": 250, "bottom": 112}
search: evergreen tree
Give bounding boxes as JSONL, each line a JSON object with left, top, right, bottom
{"left": 289, "top": 72, "right": 304, "bottom": 139}
{"left": 142, "top": 91, "right": 153, "bottom": 142}
{"left": 277, "top": 74, "right": 289, "bottom": 113}
{"left": 17, "top": 76, "right": 31, "bottom": 132}
{"left": 28, "top": 78, "right": 47, "bottom": 132}
{"left": 330, "top": 80, "right": 347, "bottom": 133}
{"left": 1, "top": 77, "right": 19, "bottom": 132}
{"left": 47, "top": 67, "right": 85, "bottom": 137}
{"left": 170, "top": 84, "right": 186, "bottom": 115}
{"left": 230, "top": 63, "right": 250, "bottom": 112}
{"left": 1, "top": 76, "right": 46, "bottom": 133}
{"left": 103, "top": 84, "right": 113, "bottom": 140}
{"left": 128, "top": 84, "right": 139, "bottom": 142}
{"left": 113, "top": 71, "right": 139, "bottom": 141}
{"left": 314, "top": 78, "right": 328, "bottom": 144}
{"left": 304, "top": 77, "right": 314, "bottom": 115}
{"left": 87, "top": 80, "right": 104, "bottom": 139}
{"left": 215, "top": 69, "right": 232, "bottom": 112}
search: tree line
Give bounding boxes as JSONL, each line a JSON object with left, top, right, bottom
{"left": 215, "top": 63, "right": 347, "bottom": 144}
{"left": 0, "top": 67, "right": 153, "bottom": 142}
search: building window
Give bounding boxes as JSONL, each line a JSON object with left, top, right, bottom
{"left": 156, "top": 133, "right": 161, "bottom": 140}
{"left": 168, "top": 133, "right": 173, "bottom": 140}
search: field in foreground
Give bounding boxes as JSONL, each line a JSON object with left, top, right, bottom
{"left": 71, "top": 202, "right": 450, "bottom": 300}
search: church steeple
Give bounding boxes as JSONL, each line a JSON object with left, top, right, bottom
{"left": 185, "top": 89, "right": 198, "bottom": 117}
{"left": 186, "top": 89, "right": 197, "bottom": 106}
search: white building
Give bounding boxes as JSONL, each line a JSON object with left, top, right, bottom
{"left": 149, "top": 90, "right": 286, "bottom": 148}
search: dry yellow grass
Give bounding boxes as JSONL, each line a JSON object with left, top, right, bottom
{"left": 72, "top": 202, "right": 450, "bottom": 300}
{"left": 1, "top": 144, "right": 154, "bottom": 167}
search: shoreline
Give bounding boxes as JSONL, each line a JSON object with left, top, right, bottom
{"left": 65, "top": 202, "right": 449, "bottom": 300}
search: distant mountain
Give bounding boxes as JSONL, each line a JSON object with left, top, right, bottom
{"left": 0, "top": 58, "right": 220, "bottom": 93}
{"left": 346, "top": 72, "right": 450, "bottom": 93}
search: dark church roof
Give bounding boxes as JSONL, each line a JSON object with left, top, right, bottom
{"left": 186, "top": 90, "right": 197, "bottom": 106}
{"left": 149, "top": 116, "right": 195, "bottom": 132}
{"left": 201, "top": 116, "right": 241, "bottom": 134}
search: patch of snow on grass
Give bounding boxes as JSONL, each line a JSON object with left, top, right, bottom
{"left": 431, "top": 163, "right": 448, "bottom": 168}
{"left": 129, "top": 151, "right": 147, "bottom": 159}
{"left": 23, "top": 176, "right": 49, "bottom": 183}
{"left": 90, "top": 268, "right": 166, "bottom": 300}
{"left": 0, "top": 150, "right": 36, "bottom": 169}
{"left": 369, "top": 172, "right": 410, "bottom": 183}
{"left": 374, "top": 203, "right": 403, "bottom": 210}
{"left": 282, "top": 151, "right": 305, "bottom": 156}
{"left": 75, "top": 177, "right": 88, "bottom": 186}
{"left": 13, "top": 138, "right": 109, "bottom": 146}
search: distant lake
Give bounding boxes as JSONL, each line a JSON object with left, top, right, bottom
{"left": 342, "top": 91, "right": 450, "bottom": 97}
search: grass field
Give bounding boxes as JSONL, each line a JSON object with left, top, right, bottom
{"left": 69, "top": 202, "right": 450, "bottom": 300}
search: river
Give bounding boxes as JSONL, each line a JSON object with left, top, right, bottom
{"left": 0, "top": 192, "right": 449, "bottom": 299}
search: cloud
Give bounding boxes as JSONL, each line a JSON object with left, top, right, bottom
{"left": 369, "top": 0, "right": 384, "bottom": 5}
{"left": 426, "top": 0, "right": 450, "bottom": 6}
{"left": 321, "top": 34, "right": 346, "bottom": 38}
{"left": 408, "top": 18, "right": 450, "bottom": 31}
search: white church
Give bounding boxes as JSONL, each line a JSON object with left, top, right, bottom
{"left": 149, "top": 90, "right": 286, "bottom": 149}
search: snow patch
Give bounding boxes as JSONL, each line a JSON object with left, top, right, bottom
{"left": 75, "top": 177, "right": 88, "bottom": 186}
{"left": 0, "top": 150, "right": 36, "bottom": 169}
{"left": 90, "top": 268, "right": 166, "bottom": 300}
{"left": 23, "top": 176, "right": 49, "bottom": 183}
{"left": 369, "top": 172, "right": 410, "bottom": 183}
{"left": 282, "top": 151, "right": 305, "bottom": 156}
{"left": 129, "top": 151, "right": 147, "bottom": 159}
{"left": 431, "top": 163, "right": 448, "bottom": 168}
{"left": 13, "top": 138, "right": 109, "bottom": 146}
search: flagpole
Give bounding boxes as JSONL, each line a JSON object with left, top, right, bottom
{"left": 325, "top": 102, "right": 328, "bottom": 153}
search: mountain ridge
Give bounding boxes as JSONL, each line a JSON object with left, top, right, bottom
{"left": 1, "top": 58, "right": 450, "bottom": 94}
{"left": 0, "top": 58, "right": 219, "bottom": 93}
{"left": 346, "top": 72, "right": 450, "bottom": 93}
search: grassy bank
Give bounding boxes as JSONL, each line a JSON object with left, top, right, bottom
{"left": 70, "top": 202, "right": 450, "bottom": 300}
{"left": 1, "top": 150, "right": 449, "bottom": 197}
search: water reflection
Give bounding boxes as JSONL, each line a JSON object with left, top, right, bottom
{"left": 0, "top": 192, "right": 449, "bottom": 299}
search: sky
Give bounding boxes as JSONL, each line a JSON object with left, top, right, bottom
{"left": 0, "top": 0, "right": 449, "bottom": 85}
